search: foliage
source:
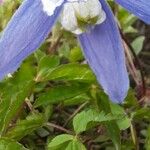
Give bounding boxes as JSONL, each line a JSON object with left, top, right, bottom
{"left": 0, "top": 1, "right": 149, "bottom": 150}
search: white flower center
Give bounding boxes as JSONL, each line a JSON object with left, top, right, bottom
{"left": 41, "top": 0, "right": 106, "bottom": 34}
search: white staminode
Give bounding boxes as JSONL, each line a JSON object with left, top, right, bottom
{"left": 61, "top": 0, "right": 106, "bottom": 34}
{"left": 41, "top": 0, "right": 106, "bottom": 34}
{"left": 41, "top": 0, "right": 64, "bottom": 16}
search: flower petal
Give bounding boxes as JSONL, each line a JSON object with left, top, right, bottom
{"left": 78, "top": 0, "right": 129, "bottom": 103}
{"left": 0, "top": 0, "right": 63, "bottom": 79}
{"left": 115, "top": 0, "right": 150, "bottom": 24}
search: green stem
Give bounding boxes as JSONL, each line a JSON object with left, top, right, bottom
{"left": 130, "top": 123, "right": 139, "bottom": 150}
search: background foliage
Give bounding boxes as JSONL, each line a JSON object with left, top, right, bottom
{"left": 0, "top": 0, "right": 150, "bottom": 149}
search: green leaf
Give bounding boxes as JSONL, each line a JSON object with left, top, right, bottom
{"left": 48, "top": 134, "right": 73, "bottom": 149}
{"left": 106, "top": 123, "right": 121, "bottom": 150}
{"left": 44, "top": 105, "right": 53, "bottom": 121}
{"left": 110, "top": 103, "right": 131, "bottom": 130}
{"left": 132, "top": 36, "right": 145, "bottom": 55}
{"left": 73, "top": 108, "right": 117, "bottom": 134}
{"left": 124, "top": 89, "right": 138, "bottom": 107}
{"left": 145, "top": 126, "right": 150, "bottom": 150}
{"left": 38, "top": 55, "right": 60, "bottom": 71}
{"left": 64, "top": 94, "right": 90, "bottom": 106}
{"left": 34, "top": 49, "right": 46, "bottom": 62}
{"left": 5, "top": 114, "right": 45, "bottom": 140}
{"left": 98, "top": 92, "right": 121, "bottom": 150}
{"left": 132, "top": 107, "right": 150, "bottom": 120}
{"left": 48, "top": 134, "right": 86, "bottom": 150}
{"left": 65, "top": 139, "right": 86, "bottom": 150}
{"left": 0, "top": 62, "right": 34, "bottom": 136}
{"left": 36, "top": 55, "right": 60, "bottom": 81}
{"left": 34, "top": 83, "right": 90, "bottom": 107}
{"left": 118, "top": 8, "right": 137, "bottom": 33}
{"left": 42, "top": 63, "right": 96, "bottom": 82}
{"left": 0, "top": 138, "right": 28, "bottom": 150}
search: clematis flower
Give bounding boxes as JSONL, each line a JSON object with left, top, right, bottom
{"left": 0, "top": 0, "right": 150, "bottom": 103}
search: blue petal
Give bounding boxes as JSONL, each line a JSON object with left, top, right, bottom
{"left": 115, "top": 0, "right": 150, "bottom": 24}
{"left": 0, "top": 0, "right": 63, "bottom": 79}
{"left": 78, "top": 0, "right": 129, "bottom": 103}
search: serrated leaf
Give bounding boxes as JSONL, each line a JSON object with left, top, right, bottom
{"left": 5, "top": 114, "right": 45, "bottom": 140}
{"left": 36, "top": 55, "right": 60, "bottom": 81}
{"left": 110, "top": 103, "right": 131, "bottom": 130}
{"left": 65, "top": 140, "right": 86, "bottom": 150}
{"left": 34, "top": 83, "right": 90, "bottom": 107}
{"left": 48, "top": 134, "right": 86, "bottom": 150}
{"left": 106, "top": 123, "right": 121, "bottom": 150}
{"left": 38, "top": 55, "right": 60, "bottom": 71}
{"left": 0, "top": 62, "right": 34, "bottom": 136}
{"left": 98, "top": 92, "right": 121, "bottom": 149}
{"left": 64, "top": 94, "right": 90, "bottom": 106}
{"left": 48, "top": 134, "right": 73, "bottom": 149}
{"left": 0, "top": 138, "right": 28, "bottom": 150}
{"left": 42, "top": 63, "right": 96, "bottom": 82}
{"left": 73, "top": 108, "right": 117, "bottom": 134}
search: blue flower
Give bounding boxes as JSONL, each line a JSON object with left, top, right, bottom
{"left": 0, "top": 0, "right": 149, "bottom": 103}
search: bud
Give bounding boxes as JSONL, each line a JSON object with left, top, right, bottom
{"left": 60, "top": 0, "right": 106, "bottom": 34}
